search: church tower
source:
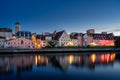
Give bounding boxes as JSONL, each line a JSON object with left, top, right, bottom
{"left": 15, "top": 22, "right": 20, "bottom": 33}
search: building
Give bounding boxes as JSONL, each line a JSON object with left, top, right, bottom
{"left": 7, "top": 37, "right": 34, "bottom": 48}
{"left": 83, "top": 31, "right": 114, "bottom": 46}
{"left": 53, "top": 30, "right": 71, "bottom": 46}
{"left": 70, "top": 33, "right": 84, "bottom": 46}
{"left": 36, "top": 34, "right": 49, "bottom": 48}
{"left": 87, "top": 29, "right": 95, "bottom": 34}
{"left": 0, "top": 28, "right": 12, "bottom": 40}
{"left": 15, "top": 22, "right": 20, "bottom": 33}
{"left": 16, "top": 31, "right": 32, "bottom": 39}
{"left": 0, "top": 36, "right": 6, "bottom": 47}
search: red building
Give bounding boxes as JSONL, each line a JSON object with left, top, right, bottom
{"left": 83, "top": 29, "right": 114, "bottom": 46}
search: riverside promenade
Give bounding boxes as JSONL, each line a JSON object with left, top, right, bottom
{"left": 0, "top": 47, "right": 120, "bottom": 53}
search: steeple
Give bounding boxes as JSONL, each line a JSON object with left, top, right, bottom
{"left": 15, "top": 22, "right": 20, "bottom": 33}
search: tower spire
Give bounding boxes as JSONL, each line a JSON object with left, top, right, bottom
{"left": 15, "top": 22, "right": 20, "bottom": 33}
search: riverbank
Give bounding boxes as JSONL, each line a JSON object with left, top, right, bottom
{"left": 0, "top": 47, "right": 120, "bottom": 53}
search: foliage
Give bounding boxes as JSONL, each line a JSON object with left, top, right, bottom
{"left": 114, "top": 37, "right": 120, "bottom": 47}
{"left": 47, "top": 41, "right": 57, "bottom": 47}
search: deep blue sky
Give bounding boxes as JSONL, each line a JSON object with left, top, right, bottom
{"left": 0, "top": 0, "right": 120, "bottom": 35}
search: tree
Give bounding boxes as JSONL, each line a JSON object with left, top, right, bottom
{"left": 47, "top": 41, "right": 57, "bottom": 47}
{"left": 114, "top": 36, "right": 120, "bottom": 47}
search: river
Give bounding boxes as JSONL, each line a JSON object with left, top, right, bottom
{"left": 0, "top": 52, "right": 120, "bottom": 80}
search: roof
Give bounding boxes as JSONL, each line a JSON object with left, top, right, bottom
{"left": 88, "top": 33, "right": 114, "bottom": 40}
{"left": 36, "top": 33, "right": 52, "bottom": 40}
{"left": 0, "top": 28, "right": 12, "bottom": 32}
{"left": 36, "top": 35, "right": 45, "bottom": 40}
{"left": 114, "top": 36, "right": 120, "bottom": 40}
{"left": 16, "top": 31, "right": 32, "bottom": 37}
{"left": 7, "top": 37, "right": 31, "bottom": 41}
{"left": 0, "top": 36, "right": 5, "bottom": 39}
{"left": 70, "top": 33, "right": 84, "bottom": 39}
{"left": 15, "top": 22, "right": 20, "bottom": 25}
{"left": 53, "top": 30, "right": 65, "bottom": 40}
{"left": 12, "top": 34, "right": 16, "bottom": 36}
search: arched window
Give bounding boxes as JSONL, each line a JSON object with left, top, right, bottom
{"left": 21, "top": 40, "right": 24, "bottom": 44}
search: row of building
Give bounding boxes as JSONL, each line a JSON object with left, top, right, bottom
{"left": 0, "top": 22, "right": 118, "bottom": 48}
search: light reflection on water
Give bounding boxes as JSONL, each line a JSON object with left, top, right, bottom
{"left": 0, "top": 52, "right": 120, "bottom": 80}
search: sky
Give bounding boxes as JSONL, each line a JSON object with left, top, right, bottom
{"left": 0, "top": 0, "right": 120, "bottom": 35}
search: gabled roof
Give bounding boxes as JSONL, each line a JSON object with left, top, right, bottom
{"left": 53, "top": 30, "right": 65, "bottom": 40}
{"left": 70, "top": 33, "right": 84, "bottom": 39}
{"left": 36, "top": 35, "right": 45, "bottom": 40}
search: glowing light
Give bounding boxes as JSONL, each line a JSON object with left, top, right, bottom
{"left": 38, "top": 56, "right": 41, "bottom": 60}
{"left": 78, "top": 56, "right": 81, "bottom": 63}
{"left": 68, "top": 55, "right": 74, "bottom": 64}
{"left": 66, "top": 42, "right": 74, "bottom": 46}
{"left": 32, "top": 34, "right": 42, "bottom": 49}
{"left": 90, "top": 54, "right": 96, "bottom": 63}
{"left": 35, "top": 56, "right": 37, "bottom": 65}
{"left": 90, "top": 40, "right": 114, "bottom": 46}
{"left": 100, "top": 54, "right": 105, "bottom": 62}
{"left": 45, "top": 57, "right": 48, "bottom": 64}
{"left": 106, "top": 54, "right": 110, "bottom": 63}
{"left": 98, "top": 40, "right": 114, "bottom": 46}
{"left": 90, "top": 42, "right": 97, "bottom": 46}
{"left": 111, "top": 53, "right": 116, "bottom": 61}
{"left": 100, "top": 53, "right": 116, "bottom": 63}
{"left": 12, "top": 36, "right": 16, "bottom": 39}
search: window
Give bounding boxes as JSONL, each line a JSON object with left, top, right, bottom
{"left": 21, "top": 40, "right": 24, "bottom": 44}
{"left": 43, "top": 41, "right": 46, "bottom": 43}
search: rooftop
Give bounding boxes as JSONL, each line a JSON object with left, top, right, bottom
{"left": 0, "top": 28, "right": 12, "bottom": 32}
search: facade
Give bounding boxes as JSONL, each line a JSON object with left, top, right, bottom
{"left": 7, "top": 37, "right": 34, "bottom": 48}
{"left": 16, "top": 31, "right": 32, "bottom": 39}
{"left": 70, "top": 33, "right": 84, "bottom": 46}
{"left": 36, "top": 34, "right": 50, "bottom": 48}
{"left": 53, "top": 30, "right": 71, "bottom": 46}
{"left": 0, "top": 36, "right": 6, "bottom": 47}
{"left": 0, "top": 28, "right": 12, "bottom": 40}
{"left": 83, "top": 32, "right": 114, "bottom": 46}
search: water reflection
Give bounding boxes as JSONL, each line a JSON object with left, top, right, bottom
{"left": 0, "top": 53, "right": 118, "bottom": 73}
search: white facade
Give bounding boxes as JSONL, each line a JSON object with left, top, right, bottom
{"left": 58, "top": 31, "right": 71, "bottom": 46}
{"left": 83, "top": 34, "right": 89, "bottom": 46}
{"left": 0, "top": 38, "right": 6, "bottom": 47}
{"left": 45, "top": 36, "right": 52, "bottom": 41}
{"left": 0, "top": 32, "right": 12, "bottom": 40}
{"left": 71, "top": 39, "right": 78, "bottom": 46}
{"left": 41, "top": 40, "right": 48, "bottom": 47}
